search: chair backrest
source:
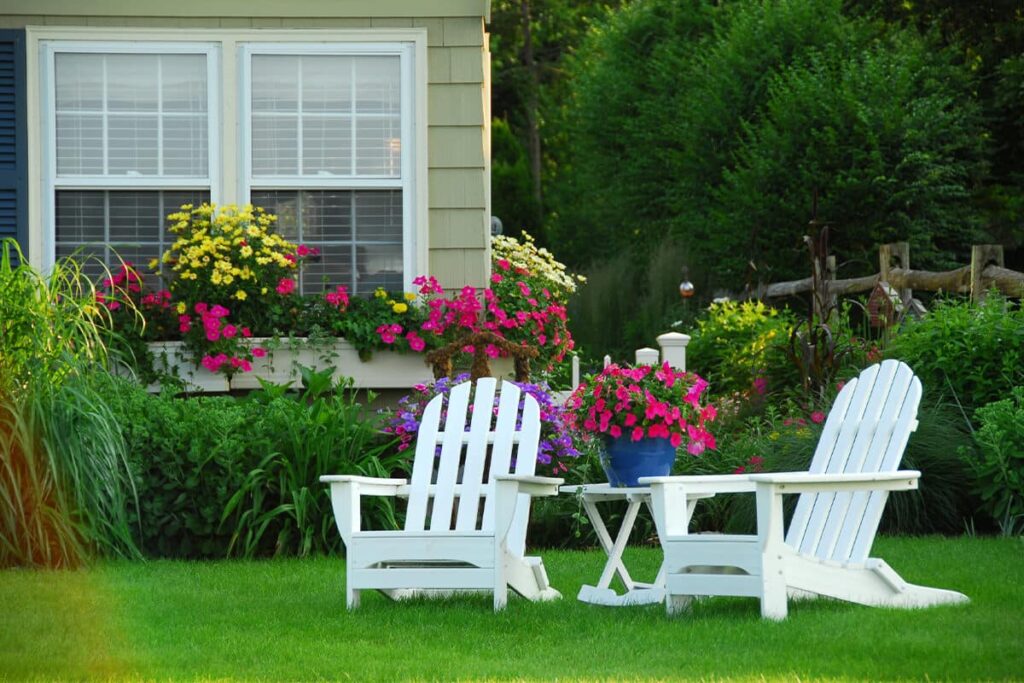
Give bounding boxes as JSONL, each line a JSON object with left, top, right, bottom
{"left": 785, "top": 360, "right": 921, "bottom": 564}
{"left": 404, "top": 379, "right": 540, "bottom": 548}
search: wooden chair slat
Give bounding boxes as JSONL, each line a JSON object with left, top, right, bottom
{"left": 429, "top": 381, "right": 472, "bottom": 531}
{"left": 454, "top": 378, "right": 499, "bottom": 531}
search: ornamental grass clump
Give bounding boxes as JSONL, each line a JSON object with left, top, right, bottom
{"left": 567, "top": 363, "right": 718, "bottom": 454}
{"left": 383, "top": 374, "right": 580, "bottom": 475}
{"left": 0, "top": 239, "right": 139, "bottom": 568}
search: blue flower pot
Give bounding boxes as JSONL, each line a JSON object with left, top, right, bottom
{"left": 600, "top": 436, "right": 677, "bottom": 487}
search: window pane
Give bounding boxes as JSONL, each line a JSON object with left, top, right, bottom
{"left": 107, "top": 115, "right": 159, "bottom": 175}
{"left": 302, "top": 115, "right": 352, "bottom": 175}
{"left": 55, "top": 189, "right": 210, "bottom": 289}
{"left": 251, "top": 55, "right": 298, "bottom": 112}
{"left": 56, "top": 114, "right": 104, "bottom": 175}
{"left": 162, "top": 55, "right": 208, "bottom": 113}
{"left": 106, "top": 54, "right": 159, "bottom": 112}
{"left": 55, "top": 53, "right": 103, "bottom": 111}
{"left": 355, "top": 116, "right": 401, "bottom": 176}
{"left": 163, "top": 115, "right": 208, "bottom": 176}
{"left": 301, "top": 56, "right": 352, "bottom": 113}
{"left": 251, "top": 116, "right": 298, "bottom": 176}
{"left": 54, "top": 52, "right": 209, "bottom": 178}
{"left": 249, "top": 53, "right": 401, "bottom": 178}
{"left": 250, "top": 189, "right": 402, "bottom": 295}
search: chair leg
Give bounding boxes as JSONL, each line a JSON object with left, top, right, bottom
{"left": 493, "top": 583, "right": 508, "bottom": 611}
{"left": 760, "top": 574, "right": 787, "bottom": 620}
{"left": 346, "top": 585, "right": 361, "bottom": 610}
{"left": 666, "top": 594, "right": 692, "bottom": 616}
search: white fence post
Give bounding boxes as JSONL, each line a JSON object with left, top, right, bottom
{"left": 603, "top": 354, "right": 612, "bottom": 369}
{"left": 635, "top": 347, "right": 659, "bottom": 366}
{"left": 656, "top": 332, "right": 691, "bottom": 371}
{"left": 571, "top": 355, "right": 580, "bottom": 390}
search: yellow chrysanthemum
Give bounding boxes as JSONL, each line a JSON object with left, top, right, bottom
{"left": 403, "top": 292, "right": 416, "bottom": 301}
{"left": 148, "top": 258, "right": 159, "bottom": 271}
{"left": 392, "top": 303, "right": 408, "bottom": 314}
{"left": 235, "top": 290, "right": 247, "bottom": 301}
{"left": 176, "top": 302, "right": 187, "bottom": 314}
{"left": 374, "top": 288, "right": 387, "bottom": 299}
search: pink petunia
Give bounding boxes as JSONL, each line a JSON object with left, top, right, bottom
{"left": 276, "top": 278, "right": 296, "bottom": 295}
{"left": 222, "top": 325, "right": 238, "bottom": 339}
{"left": 252, "top": 347, "right": 267, "bottom": 358}
{"left": 631, "top": 427, "right": 645, "bottom": 442}
{"left": 609, "top": 425, "right": 622, "bottom": 438}
{"left": 810, "top": 411, "right": 826, "bottom": 424}
{"left": 209, "top": 304, "right": 230, "bottom": 318}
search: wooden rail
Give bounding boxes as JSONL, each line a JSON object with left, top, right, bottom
{"left": 745, "top": 243, "right": 1023, "bottom": 303}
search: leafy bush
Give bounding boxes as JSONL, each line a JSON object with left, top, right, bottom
{"left": 101, "top": 372, "right": 401, "bottom": 559}
{"left": 687, "top": 301, "right": 797, "bottom": 397}
{"left": 885, "top": 294, "right": 1024, "bottom": 418}
{"left": 968, "top": 388, "right": 1024, "bottom": 536}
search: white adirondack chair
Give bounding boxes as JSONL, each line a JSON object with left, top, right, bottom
{"left": 321, "top": 378, "right": 564, "bottom": 611}
{"left": 641, "top": 359, "right": 969, "bottom": 619}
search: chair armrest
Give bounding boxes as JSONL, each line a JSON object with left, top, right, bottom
{"left": 748, "top": 470, "right": 920, "bottom": 494}
{"left": 319, "top": 475, "right": 407, "bottom": 497}
{"left": 493, "top": 474, "right": 565, "bottom": 498}
{"left": 639, "top": 474, "right": 757, "bottom": 495}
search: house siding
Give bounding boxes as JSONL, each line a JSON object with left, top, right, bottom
{"left": 1, "top": 1, "right": 491, "bottom": 288}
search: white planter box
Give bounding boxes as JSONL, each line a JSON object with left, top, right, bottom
{"left": 145, "top": 339, "right": 515, "bottom": 392}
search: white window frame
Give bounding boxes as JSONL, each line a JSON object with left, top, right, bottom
{"left": 238, "top": 42, "right": 418, "bottom": 293}
{"left": 38, "top": 40, "right": 221, "bottom": 269}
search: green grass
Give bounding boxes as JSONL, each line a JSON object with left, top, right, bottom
{"left": 1, "top": 537, "right": 1021, "bottom": 681}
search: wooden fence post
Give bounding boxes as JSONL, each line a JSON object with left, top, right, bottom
{"left": 970, "top": 245, "right": 1005, "bottom": 304}
{"left": 880, "top": 242, "right": 911, "bottom": 302}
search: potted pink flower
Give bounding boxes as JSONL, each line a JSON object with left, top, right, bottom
{"left": 566, "top": 362, "right": 717, "bottom": 487}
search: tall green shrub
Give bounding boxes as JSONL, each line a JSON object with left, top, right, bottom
{"left": 553, "top": 0, "right": 989, "bottom": 283}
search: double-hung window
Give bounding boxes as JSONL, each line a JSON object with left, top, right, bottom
{"left": 42, "top": 43, "right": 218, "bottom": 287}
{"left": 242, "top": 43, "right": 414, "bottom": 296}
{"left": 39, "top": 35, "right": 420, "bottom": 296}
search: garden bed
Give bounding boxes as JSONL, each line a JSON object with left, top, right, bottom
{"left": 144, "top": 338, "right": 516, "bottom": 392}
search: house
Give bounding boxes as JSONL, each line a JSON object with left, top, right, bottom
{"left": 0, "top": 1, "right": 493, "bottom": 294}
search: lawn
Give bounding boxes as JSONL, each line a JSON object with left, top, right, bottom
{"left": 1, "top": 537, "right": 1021, "bottom": 681}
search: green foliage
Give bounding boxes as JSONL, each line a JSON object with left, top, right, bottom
{"left": 687, "top": 301, "right": 797, "bottom": 396}
{"left": 0, "top": 240, "right": 140, "bottom": 567}
{"left": 968, "top": 388, "right": 1024, "bottom": 536}
{"left": 101, "top": 373, "right": 402, "bottom": 559}
{"left": 491, "top": 117, "right": 540, "bottom": 237}
{"left": 554, "top": 0, "right": 990, "bottom": 282}
{"left": 568, "top": 238, "right": 698, "bottom": 362}
{"left": 885, "top": 294, "right": 1024, "bottom": 417}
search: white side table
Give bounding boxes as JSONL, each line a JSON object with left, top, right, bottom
{"left": 561, "top": 483, "right": 710, "bottom": 606}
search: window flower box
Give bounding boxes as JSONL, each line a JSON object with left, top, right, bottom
{"left": 144, "top": 338, "right": 515, "bottom": 392}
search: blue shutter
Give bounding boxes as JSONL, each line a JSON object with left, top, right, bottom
{"left": 0, "top": 30, "right": 26, "bottom": 265}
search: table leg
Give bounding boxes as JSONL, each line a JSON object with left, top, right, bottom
{"left": 577, "top": 495, "right": 665, "bottom": 606}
